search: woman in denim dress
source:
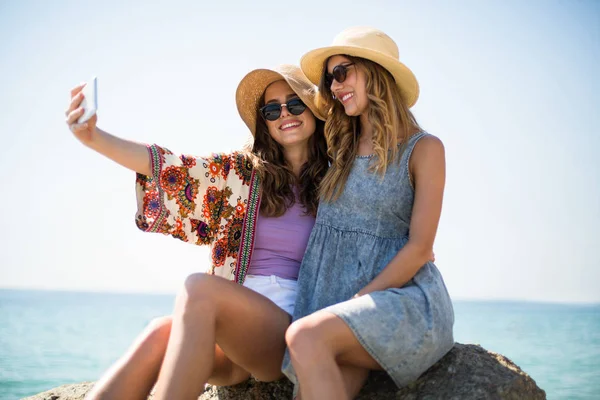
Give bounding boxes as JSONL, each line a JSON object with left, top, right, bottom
{"left": 282, "top": 27, "right": 455, "bottom": 399}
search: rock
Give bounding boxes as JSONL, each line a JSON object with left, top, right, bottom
{"left": 392, "top": 343, "right": 546, "bottom": 400}
{"left": 24, "top": 344, "right": 546, "bottom": 400}
{"left": 23, "top": 382, "right": 94, "bottom": 400}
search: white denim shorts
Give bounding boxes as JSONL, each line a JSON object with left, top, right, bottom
{"left": 243, "top": 274, "right": 298, "bottom": 316}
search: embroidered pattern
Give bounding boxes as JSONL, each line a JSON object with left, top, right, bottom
{"left": 135, "top": 146, "right": 259, "bottom": 284}
{"left": 160, "top": 166, "right": 186, "bottom": 195}
{"left": 190, "top": 218, "right": 211, "bottom": 245}
{"left": 233, "top": 152, "right": 253, "bottom": 185}
{"left": 172, "top": 218, "right": 188, "bottom": 242}
{"left": 223, "top": 216, "right": 244, "bottom": 255}
{"left": 212, "top": 239, "right": 228, "bottom": 267}
{"left": 142, "top": 146, "right": 168, "bottom": 233}
{"left": 176, "top": 181, "right": 199, "bottom": 218}
{"left": 143, "top": 190, "right": 161, "bottom": 219}
{"left": 181, "top": 155, "right": 197, "bottom": 169}
{"left": 203, "top": 186, "right": 229, "bottom": 229}
{"left": 235, "top": 171, "right": 260, "bottom": 284}
{"left": 203, "top": 153, "right": 232, "bottom": 183}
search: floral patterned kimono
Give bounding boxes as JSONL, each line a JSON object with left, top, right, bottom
{"left": 135, "top": 144, "right": 261, "bottom": 284}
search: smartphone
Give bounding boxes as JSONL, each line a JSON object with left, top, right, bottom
{"left": 77, "top": 76, "right": 98, "bottom": 124}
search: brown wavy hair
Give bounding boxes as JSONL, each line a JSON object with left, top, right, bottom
{"left": 317, "top": 55, "right": 421, "bottom": 202}
{"left": 243, "top": 99, "right": 328, "bottom": 217}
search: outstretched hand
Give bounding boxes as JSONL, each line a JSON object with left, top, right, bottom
{"left": 65, "top": 83, "right": 98, "bottom": 145}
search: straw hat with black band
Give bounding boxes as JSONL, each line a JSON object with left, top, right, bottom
{"left": 236, "top": 64, "right": 326, "bottom": 136}
{"left": 300, "top": 26, "right": 420, "bottom": 108}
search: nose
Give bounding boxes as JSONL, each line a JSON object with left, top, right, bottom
{"left": 279, "top": 104, "right": 291, "bottom": 118}
{"left": 330, "top": 78, "right": 342, "bottom": 94}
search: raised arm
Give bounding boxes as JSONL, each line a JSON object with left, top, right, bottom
{"left": 65, "top": 83, "right": 151, "bottom": 176}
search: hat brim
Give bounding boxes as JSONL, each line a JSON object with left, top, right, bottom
{"left": 300, "top": 46, "right": 419, "bottom": 108}
{"left": 236, "top": 67, "right": 325, "bottom": 136}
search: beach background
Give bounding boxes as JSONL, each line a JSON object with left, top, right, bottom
{"left": 1, "top": 0, "right": 599, "bottom": 399}
{"left": 1, "top": 289, "right": 599, "bottom": 399}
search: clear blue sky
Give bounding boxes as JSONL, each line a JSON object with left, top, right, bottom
{"left": 1, "top": 0, "right": 598, "bottom": 303}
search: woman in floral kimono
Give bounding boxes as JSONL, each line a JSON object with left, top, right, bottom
{"left": 64, "top": 65, "right": 328, "bottom": 400}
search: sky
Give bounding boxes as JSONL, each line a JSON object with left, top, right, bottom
{"left": 0, "top": 0, "right": 598, "bottom": 303}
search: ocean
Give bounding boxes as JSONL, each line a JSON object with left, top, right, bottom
{"left": 0, "top": 289, "right": 598, "bottom": 399}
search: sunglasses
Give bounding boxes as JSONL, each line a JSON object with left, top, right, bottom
{"left": 324, "top": 63, "right": 355, "bottom": 87}
{"left": 259, "top": 97, "right": 307, "bottom": 121}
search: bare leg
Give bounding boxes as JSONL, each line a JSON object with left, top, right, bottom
{"left": 86, "top": 315, "right": 253, "bottom": 400}
{"left": 286, "top": 311, "right": 381, "bottom": 400}
{"left": 153, "top": 273, "right": 292, "bottom": 400}
{"left": 340, "top": 365, "right": 370, "bottom": 399}
{"left": 86, "top": 316, "right": 172, "bottom": 400}
{"left": 295, "top": 365, "right": 369, "bottom": 400}
{"left": 207, "top": 346, "right": 251, "bottom": 386}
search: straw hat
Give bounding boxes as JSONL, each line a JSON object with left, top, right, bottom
{"left": 300, "top": 26, "right": 419, "bottom": 108}
{"left": 236, "top": 64, "right": 325, "bottom": 135}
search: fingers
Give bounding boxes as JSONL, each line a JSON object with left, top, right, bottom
{"left": 65, "top": 91, "right": 85, "bottom": 117}
{"left": 65, "top": 106, "right": 89, "bottom": 135}
{"left": 70, "top": 82, "right": 86, "bottom": 98}
{"left": 65, "top": 105, "right": 84, "bottom": 123}
{"left": 66, "top": 83, "right": 95, "bottom": 135}
{"left": 65, "top": 82, "right": 86, "bottom": 116}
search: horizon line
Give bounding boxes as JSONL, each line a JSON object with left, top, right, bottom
{"left": 1, "top": 285, "right": 599, "bottom": 306}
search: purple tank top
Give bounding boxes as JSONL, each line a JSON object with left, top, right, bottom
{"left": 247, "top": 199, "right": 316, "bottom": 280}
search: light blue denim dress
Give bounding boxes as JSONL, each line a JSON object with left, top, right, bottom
{"left": 282, "top": 132, "right": 455, "bottom": 389}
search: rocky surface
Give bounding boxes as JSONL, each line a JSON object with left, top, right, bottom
{"left": 24, "top": 344, "right": 546, "bottom": 400}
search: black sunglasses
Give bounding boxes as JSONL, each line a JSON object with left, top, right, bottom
{"left": 324, "top": 63, "right": 355, "bottom": 87}
{"left": 259, "top": 97, "right": 307, "bottom": 121}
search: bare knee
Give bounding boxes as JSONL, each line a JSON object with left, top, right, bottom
{"left": 182, "top": 273, "right": 220, "bottom": 301}
{"left": 179, "top": 273, "right": 219, "bottom": 305}
{"left": 286, "top": 319, "right": 328, "bottom": 364}
{"left": 144, "top": 316, "right": 172, "bottom": 345}
{"left": 135, "top": 316, "right": 172, "bottom": 361}
{"left": 172, "top": 273, "right": 221, "bottom": 321}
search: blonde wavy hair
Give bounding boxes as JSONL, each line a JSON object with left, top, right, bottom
{"left": 317, "top": 55, "right": 422, "bottom": 202}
